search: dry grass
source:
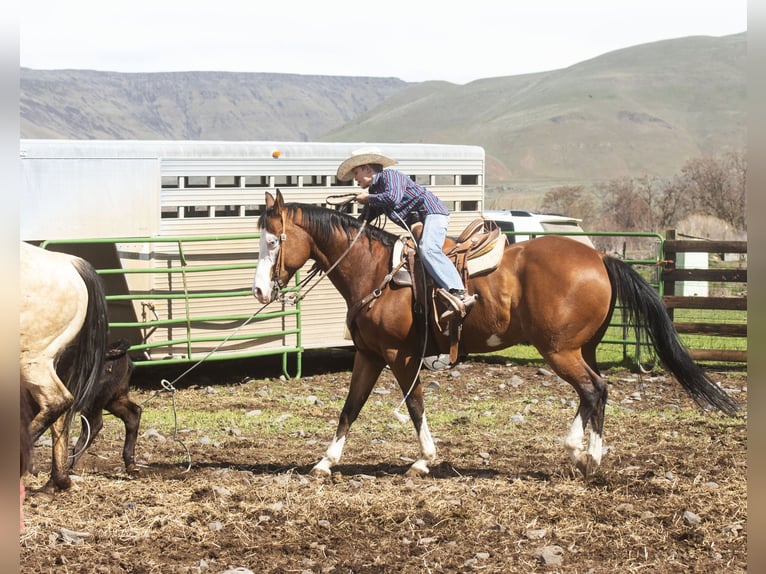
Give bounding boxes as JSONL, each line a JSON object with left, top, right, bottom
{"left": 21, "top": 356, "right": 747, "bottom": 573}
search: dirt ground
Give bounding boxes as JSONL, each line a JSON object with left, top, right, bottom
{"left": 20, "top": 352, "right": 747, "bottom": 573}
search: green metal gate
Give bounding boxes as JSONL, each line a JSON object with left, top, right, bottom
{"left": 39, "top": 235, "right": 304, "bottom": 378}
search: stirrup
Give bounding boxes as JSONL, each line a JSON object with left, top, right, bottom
{"left": 436, "top": 288, "right": 477, "bottom": 322}
{"left": 423, "top": 354, "right": 451, "bottom": 371}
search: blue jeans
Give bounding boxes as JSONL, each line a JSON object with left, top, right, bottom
{"left": 419, "top": 214, "right": 464, "bottom": 291}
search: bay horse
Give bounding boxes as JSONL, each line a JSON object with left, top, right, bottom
{"left": 20, "top": 242, "right": 109, "bottom": 491}
{"left": 252, "top": 191, "right": 740, "bottom": 478}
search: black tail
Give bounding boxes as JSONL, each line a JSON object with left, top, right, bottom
{"left": 59, "top": 258, "right": 109, "bottom": 413}
{"left": 602, "top": 256, "right": 740, "bottom": 416}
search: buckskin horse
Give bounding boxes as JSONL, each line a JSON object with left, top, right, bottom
{"left": 252, "top": 191, "right": 739, "bottom": 478}
{"left": 20, "top": 242, "right": 109, "bottom": 491}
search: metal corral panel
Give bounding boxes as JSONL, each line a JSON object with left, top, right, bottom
{"left": 120, "top": 237, "right": 298, "bottom": 360}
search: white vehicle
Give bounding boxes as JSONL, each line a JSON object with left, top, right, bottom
{"left": 483, "top": 209, "right": 593, "bottom": 247}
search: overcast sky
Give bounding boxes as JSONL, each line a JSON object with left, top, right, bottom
{"left": 19, "top": 0, "right": 747, "bottom": 85}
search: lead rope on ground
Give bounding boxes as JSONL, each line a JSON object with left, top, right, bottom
{"left": 131, "top": 194, "right": 419, "bottom": 467}
{"left": 135, "top": 196, "right": 367, "bottom": 471}
{"left": 139, "top": 300, "right": 274, "bottom": 472}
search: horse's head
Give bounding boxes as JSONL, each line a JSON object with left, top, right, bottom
{"left": 253, "top": 190, "right": 311, "bottom": 303}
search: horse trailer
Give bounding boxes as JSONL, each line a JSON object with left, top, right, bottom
{"left": 20, "top": 140, "right": 485, "bottom": 371}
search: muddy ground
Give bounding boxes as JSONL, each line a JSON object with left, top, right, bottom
{"left": 20, "top": 352, "right": 747, "bottom": 573}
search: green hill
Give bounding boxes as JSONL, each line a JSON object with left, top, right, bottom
{"left": 322, "top": 34, "right": 745, "bottom": 188}
{"left": 20, "top": 70, "right": 409, "bottom": 141}
{"left": 21, "top": 33, "right": 745, "bottom": 200}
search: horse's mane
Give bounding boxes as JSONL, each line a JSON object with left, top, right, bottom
{"left": 264, "top": 202, "right": 398, "bottom": 248}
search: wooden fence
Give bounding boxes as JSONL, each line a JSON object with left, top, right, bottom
{"left": 661, "top": 230, "right": 747, "bottom": 362}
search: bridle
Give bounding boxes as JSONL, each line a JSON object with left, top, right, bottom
{"left": 270, "top": 207, "right": 289, "bottom": 291}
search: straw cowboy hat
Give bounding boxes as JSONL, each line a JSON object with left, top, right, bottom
{"left": 336, "top": 147, "right": 397, "bottom": 182}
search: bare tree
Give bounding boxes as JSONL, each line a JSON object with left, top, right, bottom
{"left": 593, "top": 151, "right": 746, "bottom": 235}
{"left": 540, "top": 185, "right": 595, "bottom": 221}
{"left": 595, "top": 178, "right": 655, "bottom": 232}
{"left": 651, "top": 176, "right": 694, "bottom": 230}
{"left": 681, "top": 152, "right": 746, "bottom": 231}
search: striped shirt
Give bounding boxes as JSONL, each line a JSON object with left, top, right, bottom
{"left": 366, "top": 168, "right": 449, "bottom": 228}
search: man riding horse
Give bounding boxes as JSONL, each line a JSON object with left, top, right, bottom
{"left": 337, "top": 147, "right": 477, "bottom": 321}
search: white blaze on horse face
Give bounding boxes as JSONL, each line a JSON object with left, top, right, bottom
{"left": 253, "top": 230, "right": 281, "bottom": 303}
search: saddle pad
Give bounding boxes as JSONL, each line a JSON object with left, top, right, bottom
{"left": 391, "top": 237, "right": 414, "bottom": 286}
{"left": 466, "top": 232, "right": 507, "bottom": 276}
{"left": 391, "top": 232, "right": 507, "bottom": 283}
{"left": 392, "top": 236, "right": 409, "bottom": 267}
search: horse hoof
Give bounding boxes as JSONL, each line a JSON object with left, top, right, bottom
{"left": 575, "top": 455, "right": 599, "bottom": 478}
{"left": 41, "top": 479, "right": 69, "bottom": 494}
{"left": 27, "top": 488, "right": 54, "bottom": 502}
{"left": 405, "top": 460, "right": 430, "bottom": 477}
{"left": 310, "top": 464, "right": 331, "bottom": 479}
